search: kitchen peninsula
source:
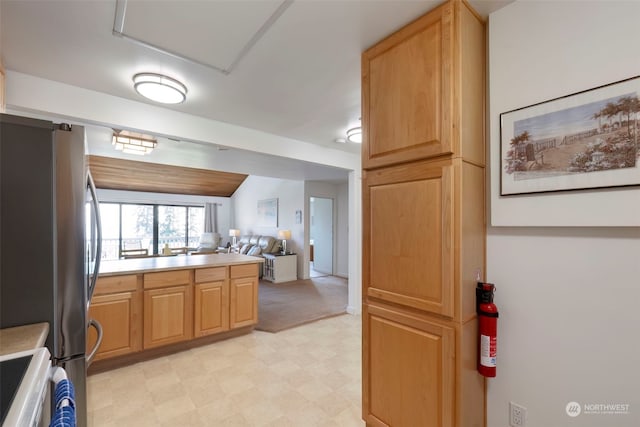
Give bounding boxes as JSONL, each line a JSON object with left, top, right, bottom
{"left": 88, "top": 254, "right": 262, "bottom": 373}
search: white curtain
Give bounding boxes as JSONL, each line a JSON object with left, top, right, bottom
{"left": 203, "top": 202, "right": 218, "bottom": 233}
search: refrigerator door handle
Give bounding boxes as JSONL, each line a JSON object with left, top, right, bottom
{"left": 87, "top": 171, "right": 102, "bottom": 304}
{"left": 86, "top": 318, "right": 103, "bottom": 366}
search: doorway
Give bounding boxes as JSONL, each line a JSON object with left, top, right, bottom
{"left": 309, "top": 197, "right": 333, "bottom": 277}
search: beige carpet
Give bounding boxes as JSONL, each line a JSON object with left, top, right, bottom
{"left": 256, "top": 275, "right": 348, "bottom": 332}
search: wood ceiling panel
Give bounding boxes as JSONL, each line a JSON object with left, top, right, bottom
{"left": 88, "top": 156, "right": 247, "bottom": 197}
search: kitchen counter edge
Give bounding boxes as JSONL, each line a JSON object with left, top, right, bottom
{"left": 98, "top": 253, "right": 264, "bottom": 277}
{"left": 0, "top": 323, "right": 49, "bottom": 356}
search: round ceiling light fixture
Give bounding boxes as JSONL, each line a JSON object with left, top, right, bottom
{"left": 133, "top": 73, "right": 187, "bottom": 104}
{"left": 346, "top": 126, "right": 362, "bottom": 144}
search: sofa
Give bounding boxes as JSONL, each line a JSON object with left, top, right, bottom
{"left": 232, "top": 235, "right": 282, "bottom": 277}
{"left": 236, "top": 234, "right": 282, "bottom": 257}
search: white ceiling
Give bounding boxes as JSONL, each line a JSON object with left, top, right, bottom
{"left": 0, "top": 0, "right": 511, "bottom": 181}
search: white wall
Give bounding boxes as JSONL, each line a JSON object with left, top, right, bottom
{"left": 231, "top": 175, "right": 305, "bottom": 274}
{"left": 347, "top": 170, "right": 362, "bottom": 314}
{"left": 336, "top": 181, "right": 349, "bottom": 277}
{"left": 488, "top": 2, "right": 640, "bottom": 426}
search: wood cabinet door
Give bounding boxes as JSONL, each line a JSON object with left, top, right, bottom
{"left": 363, "top": 159, "right": 455, "bottom": 317}
{"left": 230, "top": 276, "right": 258, "bottom": 329}
{"left": 362, "top": 1, "right": 453, "bottom": 169}
{"left": 194, "top": 281, "right": 229, "bottom": 337}
{"left": 143, "top": 285, "right": 193, "bottom": 349}
{"left": 363, "top": 303, "right": 455, "bottom": 427}
{"left": 87, "top": 291, "right": 142, "bottom": 361}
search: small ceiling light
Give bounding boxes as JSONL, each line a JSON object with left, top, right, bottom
{"left": 112, "top": 130, "right": 157, "bottom": 155}
{"left": 133, "top": 73, "right": 187, "bottom": 104}
{"left": 346, "top": 126, "right": 362, "bottom": 144}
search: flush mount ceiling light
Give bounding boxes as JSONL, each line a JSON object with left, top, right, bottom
{"left": 346, "top": 126, "right": 362, "bottom": 144}
{"left": 112, "top": 130, "right": 157, "bottom": 155}
{"left": 133, "top": 73, "right": 187, "bottom": 104}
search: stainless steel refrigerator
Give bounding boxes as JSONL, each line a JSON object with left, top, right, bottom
{"left": 0, "top": 113, "right": 103, "bottom": 427}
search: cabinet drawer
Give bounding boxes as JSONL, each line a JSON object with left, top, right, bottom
{"left": 195, "top": 267, "right": 227, "bottom": 283}
{"left": 230, "top": 263, "right": 258, "bottom": 279}
{"left": 94, "top": 275, "right": 137, "bottom": 295}
{"left": 144, "top": 270, "right": 190, "bottom": 289}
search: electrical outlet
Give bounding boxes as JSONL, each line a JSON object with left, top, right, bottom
{"left": 510, "top": 401, "right": 527, "bottom": 427}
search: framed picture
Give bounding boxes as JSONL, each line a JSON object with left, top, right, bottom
{"left": 295, "top": 209, "right": 302, "bottom": 224}
{"left": 500, "top": 75, "right": 640, "bottom": 195}
{"left": 257, "top": 198, "right": 278, "bottom": 227}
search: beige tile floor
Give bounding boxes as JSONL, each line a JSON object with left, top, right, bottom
{"left": 87, "top": 314, "right": 364, "bottom": 426}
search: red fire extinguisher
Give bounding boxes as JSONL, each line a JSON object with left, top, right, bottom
{"left": 477, "top": 282, "right": 498, "bottom": 377}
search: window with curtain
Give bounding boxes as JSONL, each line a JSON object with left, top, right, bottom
{"left": 97, "top": 202, "right": 205, "bottom": 260}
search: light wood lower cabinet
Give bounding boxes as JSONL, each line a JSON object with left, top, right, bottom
{"left": 92, "top": 263, "right": 260, "bottom": 363}
{"left": 194, "top": 281, "right": 229, "bottom": 337}
{"left": 88, "top": 275, "right": 142, "bottom": 361}
{"left": 230, "top": 277, "right": 258, "bottom": 328}
{"left": 87, "top": 291, "right": 142, "bottom": 361}
{"left": 143, "top": 284, "right": 193, "bottom": 349}
{"left": 230, "top": 264, "right": 259, "bottom": 329}
{"left": 363, "top": 303, "right": 455, "bottom": 427}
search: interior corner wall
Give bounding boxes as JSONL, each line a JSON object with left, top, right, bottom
{"left": 231, "top": 175, "right": 305, "bottom": 275}
{"left": 336, "top": 182, "right": 349, "bottom": 278}
{"left": 488, "top": 2, "right": 640, "bottom": 427}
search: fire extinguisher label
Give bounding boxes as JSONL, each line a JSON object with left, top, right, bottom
{"left": 480, "top": 334, "right": 497, "bottom": 367}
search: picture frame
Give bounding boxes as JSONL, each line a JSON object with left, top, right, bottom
{"left": 295, "top": 209, "right": 302, "bottom": 224}
{"left": 500, "top": 75, "right": 640, "bottom": 196}
{"left": 257, "top": 198, "right": 278, "bottom": 227}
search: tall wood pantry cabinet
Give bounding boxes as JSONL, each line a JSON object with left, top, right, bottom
{"left": 361, "top": 1, "right": 486, "bottom": 426}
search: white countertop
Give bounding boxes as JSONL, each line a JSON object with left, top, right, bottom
{"left": 99, "top": 253, "right": 263, "bottom": 276}
{"left": 0, "top": 323, "right": 49, "bottom": 356}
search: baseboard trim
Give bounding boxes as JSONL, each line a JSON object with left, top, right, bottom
{"left": 347, "top": 305, "right": 361, "bottom": 315}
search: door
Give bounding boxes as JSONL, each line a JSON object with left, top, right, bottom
{"left": 87, "top": 291, "right": 142, "bottom": 360}
{"left": 143, "top": 285, "right": 193, "bottom": 349}
{"left": 362, "top": 1, "right": 453, "bottom": 169}
{"left": 194, "top": 281, "right": 229, "bottom": 336}
{"left": 60, "top": 356, "right": 88, "bottom": 427}
{"left": 230, "top": 277, "right": 258, "bottom": 328}
{"left": 363, "top": 303, "right": 455, "bottom": 427}
{"left": 363, "top": 159, "right": 455, "bottom": 317}
{"left": 55, "top": 123, "right": 92, "bottom": 360}
{"left": 310, "top": 197, "right": 333, "bottom": 275}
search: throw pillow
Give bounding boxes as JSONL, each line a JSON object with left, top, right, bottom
{"left": 247, "top": 246, "right": 262, "bottom": 256}
{"left": 240, "top": 243, "right": 253, "bottom": 255}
